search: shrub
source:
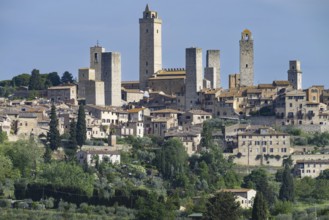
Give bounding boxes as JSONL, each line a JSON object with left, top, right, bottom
{"left": 0, "top": 199, "right": 12, "bottom": 208}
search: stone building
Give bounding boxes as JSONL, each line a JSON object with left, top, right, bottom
{"left": 185, "top": 48, "right": 203, "bottom": 110}
{"left": 90, "top": 45, "right": 105, "bottom": 80}
{"left": 47, "top": 84, "right": 77, "bottom": 105}
{"left": 229, "top": 73, "right": 240, "bottom": 89}
{"left": 233, "top": 127, "right": 292, "bottom": 167}
{"left": 139, "top": 4, "right": 162, "bottom": 90}
{"left": 204, "top": 50, "right": 220, "bottom": 89}
{"left": 239, "top": 29, "right": 254, "bottom": 87}
{"left": 101, "top": 52, "right": 122, "bottom": 106}
{"left": 294, "top": 160, "right": 329, "bottom": 178}
{"left": 288, "top": 60, "right": 302, "bottom": 90}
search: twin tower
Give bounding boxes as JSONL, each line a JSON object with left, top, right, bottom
{"left": 139, "top": 5, "right": 254, "bottom": 92}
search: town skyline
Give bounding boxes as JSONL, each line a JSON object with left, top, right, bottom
{"left": 1, "top": 0, "right": 328, "bottom": 89}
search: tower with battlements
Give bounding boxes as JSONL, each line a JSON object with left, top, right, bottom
{"left": 139, "top": 4, "right": 162, "bottom": 90}
{"left": 288, "top": 60, "right": 302, "bottom": 90}
{"left": 239, "top": 29, "right": 254, "bottom": 87}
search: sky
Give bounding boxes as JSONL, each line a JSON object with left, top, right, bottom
{"left": 0, "top": 0, "right": 328, "bottom": 89}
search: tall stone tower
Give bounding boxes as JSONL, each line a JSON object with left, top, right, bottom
{"left": 139, "top": 4, "right": 162, "bottom": 90}
{"left": 185, "top": 48, "right": 203, "bottom": 110}
{"left": 204, "top": 50, "right": 220, "bottom": 88}
{"left": 101, "top": 52, "right": 122, "bottom": 106}
{"left": 288, "top": 60, "right": 302, "bottom": 90}
{"left": 90, "top": 45, "right": 105, "bottom": 81}
{"left": 239, "top": 29, "right": 254, "bottom": 87}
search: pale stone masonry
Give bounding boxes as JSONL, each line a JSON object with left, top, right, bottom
{"left": 139, "top": 4, "right": 162, "bottom": 90}
{"left": 90, "top": 45, "right": 105, "bottom": 81}
{"left": 78, "top": 68, "right": 95, "bottom": 99}
{"left": 85, "top": 81, "right": 105, "bottom": 106}
{"left": 288, "top": 60, "right": 302, "bottom": 90}
{"left": 204, "top": 50, "right": 220, "bottom": 89}
{"left": 47, "top": 84, "right": 77, "bottom": 105}
{"left": 101, "top": 52, "right": 122, "bottom": 106}
{"left": 185, "top": 48, "right": 203, "bottom": 110}
{"left": 239, "top": 29, "right": 254, "bottom": 87}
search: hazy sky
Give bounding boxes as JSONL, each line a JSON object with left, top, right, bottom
{"left": 1, "top": 0, "right": 328, "bottom": 89}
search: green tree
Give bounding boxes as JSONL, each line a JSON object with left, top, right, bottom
{"left": 43, "top": 146, "right": 52, "bottom": 163}
{"left": 47, "top": 104, "right": 60, "bottom": 151}
{"left": 76, "top": 104, "right": 86, "bottom": 148}
{"left": 61, "top": 71, "right": 74, "bottom": 84}
{"left": 205, "top": 191, "right": 241, "bottom": 220}
{"left": 11, "top": 73, "right": 30, "bottom": 87}
{"left": 136, "top": 193, "right": 173, "bottom": 220}
{"left": 28, "top": 69, "right": 42, "bottom": 90}
{"left": 37, "top": 162, "right": 94, "bottom": 197}
{"left": 1, "top": 139, "right": 43, "bottom": 178}
{"left": 69, "top": 119, "right": 78, "bottom": 151}
{"left": 252, "top": 192, "right": 269, "bottom": 220}
{"left": 46, "top": 72, "right": 61, "bottom": 87}
{"left": 279, "top": 165, "right": 294, "bottom": 202}
{"left": 155, "top": 138, "right": 188, "bottom": 181}
{"left": 0, "top": 155, "right": 20, "bottom": 182}
{"left": 0, "top": 128, "right": 8, "bottom": 144}
{"left": 243, "top": 168, "right": 275, "bottom": 206}
{"left": 318, "top": 169, "right": 329, "bottom": 180}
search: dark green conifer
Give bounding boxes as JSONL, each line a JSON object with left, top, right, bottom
{"left": 47, "top": 104, "right": 60, "bottom": 151}
{"left": 76, "top": 104, "right": 86, "bottom": 148}
{"left": 279, "top": 165, "right": 294, "bottom": 202}
{"left": 252, "top": 191, "right": 269, "bottom": 220}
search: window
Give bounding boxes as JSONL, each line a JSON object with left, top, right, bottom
{"left": 246, "top": 64, "right": 248, "bottom": 68}
{"left": 146, "top": 29, "right": 149, "bottom": 33}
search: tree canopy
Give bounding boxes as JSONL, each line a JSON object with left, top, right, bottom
{"left": 47, "top": 104, "right": 60, "bottom": 151}
{"left": 61, "top": 71, "right": 74, "bottom": 84}
{"left": 76, "top": 104, "right": 86, "bottom": 147}
{"left": 205, "top": 191, "right": 241, "bottom": 220}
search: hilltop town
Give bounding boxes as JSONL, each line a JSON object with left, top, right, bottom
{"left": 1, "top": 4, "right": 329, "bottom": 220}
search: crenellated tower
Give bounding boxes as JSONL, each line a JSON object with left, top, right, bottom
{"left": 139, "top": 4, "right": 162, "bottom": 90}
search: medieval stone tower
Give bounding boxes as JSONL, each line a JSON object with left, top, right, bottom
{"left": 139, "top": 4, "right": 162, "bottom": 90}
{"left": 288, "top": 60, "right": 302, "bottom": 90}
{"left": 204, "top": 50, "right": 220, "bottom": 89}
{"left": 239, "top": 29, "right": 254, "bottom": 87}
{"left": 90, "top": 45, "right": 105, "bottom": 81}
{"left": 185, "top": 48, "right": 203, "bottom": 110}
{"left": 101, "top": 52, "right": 122, "bottom": 106}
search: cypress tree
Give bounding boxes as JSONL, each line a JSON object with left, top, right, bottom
{"left": 44, "top": 145, "right": 52, "bottom": 163}
{"left": 65, "top": 119, "right": 78, "bottom": 160}
{"left": 47, "top": 104, "right": 60, "bottom": 151}
{"left": 279, "top": 165, "right": 294, "bottom": 202}
{"left": 69, "top": 119, "right": 78, "bottom": 151}
{"left": 252, "top": 192, "right": 268, "bottom": 220}
{"left": 76, "top": 104, "right": 86, "bottom": 148}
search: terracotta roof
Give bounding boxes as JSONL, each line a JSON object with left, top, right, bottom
{"left": 221, "top": 188, "right": 254, "bottom": 193}
{"left": 149, "top": 76, "right": 185, "bottom": 80}
{"left": 127, "top": 108, "right": 146, "bottom": 113}
{"left": 152, "top": 109, "right": 183, "bottom": 114}
{"left": 246, "top": 89, "right": 262, "bottom": 94}
{"left": 187, "top": 109, "right": 212, "bottom": 115}
{"left": 273, "top": 80, "right": 290, "bottom": 86}
{"left": 258, "top": 84, "right": 275, "bottom": 89}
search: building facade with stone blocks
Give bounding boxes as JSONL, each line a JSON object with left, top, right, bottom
{"left": 287, "top": 60, "right": 302, "bottom": 90}
{"left": 139, "top": 4, "right": 162, "bottom": 90}
{"left": 185, "top": 48, "right": 203, "bottom": 111}
{"left": 85, "top": 105, "right": 128, "bottom": 127}
{"left": 239, "top": 29, "right": 254, "bottom": 87}
{"left": 180, "top": 109, "right": 212, "bottom": 126}
{"left": 233, "top": 127, "right": 292, "bottom": 167}
{"left": 294, "top": 160, "right": 329, "bottom": 178}
{"left": 121, "top": 88, "right": 144, "bottom": 104}
{"left": 77, "top": 149, "right": 120, "bottom": 166}
{"left": 84, "top": 80, "right": 105, "bottom": 106}
{"left": 165, "top": 126, "right": 202, "bottom": 156}
{"left": 48, "top": 84, "right": 78, "bottom": 105}
{"left": 221, "top": 189, "right": 256, "bottom": 209}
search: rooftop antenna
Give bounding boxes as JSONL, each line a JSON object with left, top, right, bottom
{"left": 96, "top": 40, "right": 99, "bottom": 47}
